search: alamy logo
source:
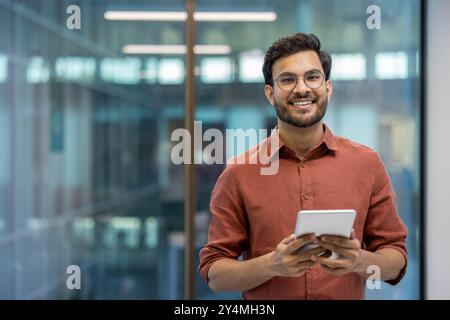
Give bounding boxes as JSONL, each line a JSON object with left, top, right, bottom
{"left": 366, "top": 5, "right": 382, "bottom": 30}
{"left": 366, "top": 265, "right": 381, "bottom": 290}
{"left": 66, "top": 5, "right": 81, "bottom": 30}
{"left": 66, "top": 265, "right": 81, "bottom": 290}
{"left": 170, "top": 121, "right": 279, "bottom": 175}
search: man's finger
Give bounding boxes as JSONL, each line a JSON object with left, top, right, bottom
{"left": 316, "top": 241, "right": 338, "bottom": 252}
{"left": 295, "top": 260, "right": 317, "bottom": 272}
{"left": 286, "top": 234, "right": 316, "bottom": 253}
{"left": 292, "top": 246, "right": 326, "bottom": 262}
{"left": 303, "top": 246, "right": 328, "bottom": 257}
{"left": 313, "top": 255, "right": 350, "bottom": 269}
{"left": 316, "top": 241, "right": 355, "bottom": 258}
{"left": 319, "top": 235, "right": 359, "bottom": 249}
{"left": 282, "top": 234, "right": 296, "bottom": 245}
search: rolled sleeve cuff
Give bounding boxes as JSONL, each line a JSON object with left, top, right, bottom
{"left": 377, "top": 245, "right": 408, "bottom": 286}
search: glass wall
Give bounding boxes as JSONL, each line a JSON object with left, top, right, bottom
{"left": 0, "top": 0, "right": 186, "bottom": 299}
{"left": 0, "top": 0, "right": 421, "bottom": 300}
{"left": 194, "top": 0, "right": 422, "bottom": 300}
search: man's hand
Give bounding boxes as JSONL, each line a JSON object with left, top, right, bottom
{"left": 269, "top": 234, "right": 327, "bottom": 277}
{"left": 312, "top": 230, "right": 363, "bottom": 276}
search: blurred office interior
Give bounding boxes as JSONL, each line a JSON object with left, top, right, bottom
{"left": 0, "top": 0, "right": 432, "bottom": 299}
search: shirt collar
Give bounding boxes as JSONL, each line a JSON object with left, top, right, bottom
{"left": 267, "top": 123, "right": 338, "bottom": 159}
{"left": 322, "top": 123, "right": 339, "bottom": 151}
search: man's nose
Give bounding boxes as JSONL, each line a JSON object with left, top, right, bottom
{"left": 292, "top": 77, "right": 310, "bottom": 94}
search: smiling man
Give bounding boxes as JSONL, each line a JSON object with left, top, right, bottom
{"left": 198, "top": 33, "right": 408, "bottom": 300}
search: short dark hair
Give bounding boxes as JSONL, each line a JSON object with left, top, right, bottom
{"left": 262, "top": 33, "right": 332, "bottom": 86}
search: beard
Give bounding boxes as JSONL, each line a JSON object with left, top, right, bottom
{"left": 273, "top": 91, "right": 328, "bottom": 128}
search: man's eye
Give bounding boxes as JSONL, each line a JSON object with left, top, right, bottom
{"left": 306, "top": 72, "right": 322, "bottom": 81}
{"left": 280, "top": 77, "right": 295, "bottom": 83}
{"left": 307, "top": 75, "right": 320, "bottom": 81}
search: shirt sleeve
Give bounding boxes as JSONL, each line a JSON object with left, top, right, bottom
{"left": 363, "top": 153, "right": 408, "bottom": 285}
{"left": 198, "top": 165, "right": 249, "bottom": 284}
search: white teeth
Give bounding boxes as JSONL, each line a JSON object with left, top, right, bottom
{"left": 292, "top": 100, "right": 312, "bottom": 106}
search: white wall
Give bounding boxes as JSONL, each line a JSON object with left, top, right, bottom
{"left": 426, "top": 0, "right": 450, "bottom": 300}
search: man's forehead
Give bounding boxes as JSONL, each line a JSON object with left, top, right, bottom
{"left": 273, "top": 50, "right": 323, "bottom": 75}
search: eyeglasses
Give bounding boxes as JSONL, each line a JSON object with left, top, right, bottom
{"left": 274, "top": 70, "right": 325, "bottom": 91}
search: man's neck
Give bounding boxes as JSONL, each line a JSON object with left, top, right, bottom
{"left": 278, "top": 119, "right": 324, "bottom": 159}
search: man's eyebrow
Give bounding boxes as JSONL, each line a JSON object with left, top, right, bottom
{"left": 277, "top": 68, "right": 322, "bottom": 77}
{"left": 307, "top": 68, "right": 322, "bottom": 73}
{"left": 277, "top": 72, "right": 296, "bottom": 77}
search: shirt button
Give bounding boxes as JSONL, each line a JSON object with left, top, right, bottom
{"left": 303, "top": 193, "right": 309, "bottom": 200}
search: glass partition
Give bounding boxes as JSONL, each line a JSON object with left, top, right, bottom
{"left": 194, "top": 0, "right": 421, "bottom": 300}
{"left": 0, "top": 0, "right": 186, "bottom": 299}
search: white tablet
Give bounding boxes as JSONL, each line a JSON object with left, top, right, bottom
{"left": 294, "top": 209, "right": 356, "bottom": 258}
{"left": 295, "top": 209, "right": 356, "bottom": 238}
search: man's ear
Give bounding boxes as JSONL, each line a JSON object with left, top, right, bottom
{"left": 264, "top": 84, "right": 275, "bottom": 106}
{"left": 326, "top": 79, "right": 333, "bottom": 102}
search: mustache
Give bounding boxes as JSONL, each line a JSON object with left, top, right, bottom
{"left": 288, "top": 93, "right": 318, "bottom": 102}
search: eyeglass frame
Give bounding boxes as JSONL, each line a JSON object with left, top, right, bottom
{"left": 272, "top": 69, "right": 326, "bottom": 91}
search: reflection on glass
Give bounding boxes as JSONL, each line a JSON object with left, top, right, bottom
{"left": 331, "top": 54, "right": 367, "bottom": 80}
{"left": 0, "top": 0, "right": 186, "bottom": 299}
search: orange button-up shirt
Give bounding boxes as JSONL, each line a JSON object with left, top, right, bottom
{"left": 199, "top": 124, "right": 408, "bottom": 300}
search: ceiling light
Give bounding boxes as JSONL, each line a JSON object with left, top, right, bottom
{"left": 123, "top": 45, "right": 231, "bottom": 55}
{"left": 104, "top": 11, "right": 186, "bottom": 21}
{"left": 105, "top": 11, "right": 277, "bottom": 22}
{"left": 123, "top": 45, "right": 186, "bottom": 54}
{"left": 194, "top": 12, "right": 277, "bottom": 22}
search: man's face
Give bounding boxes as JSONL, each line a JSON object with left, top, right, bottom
{"left": 264, "top": 50, "right": 332, "bottom": 128}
